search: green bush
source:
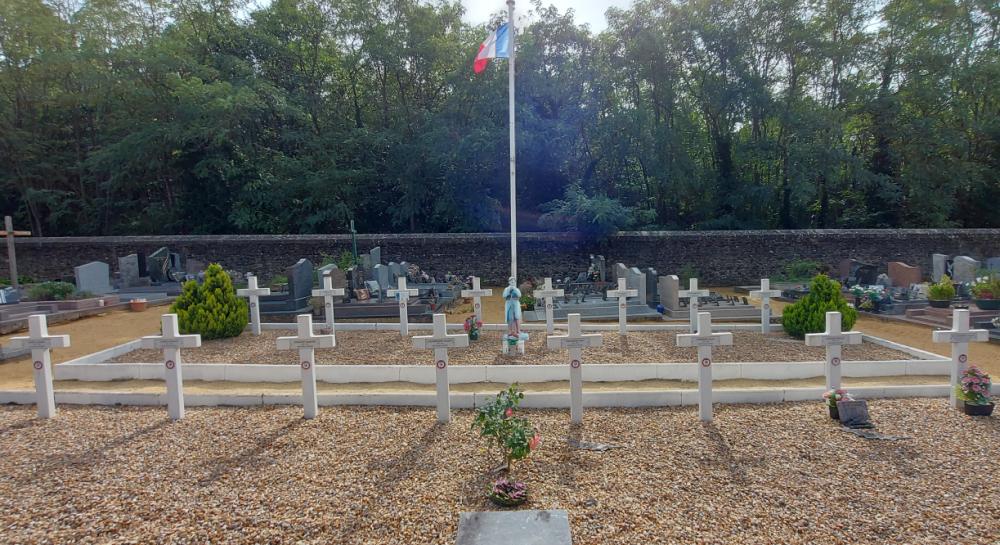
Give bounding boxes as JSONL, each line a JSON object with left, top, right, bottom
{"left": 929, "top": 275, "right": 957, "bottom": 300}
{"left": 781, "top": 274, "right": 858, "bottom": 339}
{"left": 776, "top": 259, "right": 824, "bottom": 282}
{"left": 28, "top": 281, "right": 77, "bottom": 301}
{"left": 170, "top": 264, "right": 248, "bottom": 340}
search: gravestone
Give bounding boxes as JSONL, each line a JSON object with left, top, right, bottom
{"left": 836, "top": 400, "right": 873, "bottom": 429}
{"left": 287, "top": 259, "right": 314, "bottom": 302}
{"left": 952, "top": 256, "right": 981, "bottom": 284}
{"left": 148, "top": 247, "right": 172, "bottom": 283}
{"left": 932, "top": 254, "right": 951, "bottom": 282}
{"left": 876, "top": 273, "right": 892, "bottom": 288}
{"left": 615, "top": 263, "right": 628, "bottom": 281}
{"left": 329, "top": 268, "right": 348, "bottom": 290}
{"left": 370, "top": 246, "right": 382, "bottom": 267}
{"left": 888, "top": 262, "right": 921, "bottom": 287}
{"left": 388, "top": 262, "right": 402, "bottom": 281}
{"left": 987, "top": 257, "right": 1000, "bottom": 273}
{"left": 118, "top": 254, "right": 141, "bottom": 288}
{"left": 73, "top": 261, "right": 112, "bottom": 294}
{"left": 643, "top": 267, "right": 658, "bottom": 304}
{"left": 374, "top": 264, "right": 390, "bottom": 292}
{"left": 360, "top": 253, "right": 372, "bottom": 271}
{"left": 627, "top": 267, "right": 646, "bottom": 304}
{"left": 456, "top": 510, "right": 571, "bottom": 545}
{"left": 590, "top": 254, "right": 606, "bottom": 282}
{"left": 318, "top": 263, "right": 337, "bottom": 278}
{"left": 839, "top": 259, "right": 877, "bottom": 286}
{"left": 658, "top": 275, "right": 681, "bottom": 310}
{"left": 399, "top": 261, "right": 410, "bottom": 280}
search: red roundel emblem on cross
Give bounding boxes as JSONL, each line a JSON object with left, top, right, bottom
{"left": 547, "top": 303, "right": 553, "bottom": 310}
{"left": 475, "top": 303, "right": 481, "bottom": 309}
{"left": 165, "top": 360, "right": 176, "bottom": 370}
{"left": 436, "top": 360, "right": 447, "bottom": 369}
{"left": 570, "top": 359, "right": 581, "bottom": 369}
{"left": 301, "top": 361, "right": 311, "bottom": 370}
{"left": 831, "top": 357, "right": 841, "bottom": 367}
{"left": 33, "top": 361, "right": 43, "bottom": 370}
{"left": 399, "top": 302, "right": 405, "bottom": 308}
{"left": 959, "top": 354, "right": 968, "bottom": 364}
{"left": 700, "top": 358, "right": 711, "bottom": 367}
{"left": 619, "top": 303, "right": 626, "bottom": 309}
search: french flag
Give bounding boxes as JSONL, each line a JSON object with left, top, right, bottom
{"left": 474, "top": 23, "right": 511, "bottom": 74}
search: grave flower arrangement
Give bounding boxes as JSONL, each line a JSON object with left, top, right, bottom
{"left": 957, "top": 366, "right": 994, "bottom": 416}
{"left": 928, "top": 275, "right": 956, "bottom": 305}
{"left": 849, "top": 285, "right": 889, "bottom": 312}
{"left": 823, "top": 388, "right": 854, "bottom": 420}
{"left": 472, "top": 384, "right": 540, "bottom": 507}
{"left": 463, "top": 315, "right": 483, "bottom": 340}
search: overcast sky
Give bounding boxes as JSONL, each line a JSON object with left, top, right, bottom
{"left": 460, "top": 0, "right": 633, "bottom": 32}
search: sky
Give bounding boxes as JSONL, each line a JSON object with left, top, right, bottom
{"left": 460, "top": 0, "right": 633, "bottom": 33}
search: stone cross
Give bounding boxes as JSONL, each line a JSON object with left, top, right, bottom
{"left": 460, "top": 276, "right": 493, "bottom": 324}
{"left": 677, "top": 312, "right": 733, "bottom": 422}
{"left": 413, "top": 313, "right": 469, "bottom": 423}
{"left": 679, "top": 278, "right": 710, "bottom": 333}
{"left": 2, "top": 216, "right": 30, "bottom": 290}
{"left": 606, "top": 277, "right": 638, "bottom": 335}
{"left": 312, "top": 273, "right": 346, "bottom": 339}
{"left": 387, "top": 276, "right": 419, "bottom": 336}
{"left": 277, "top": 314, "right": 335, "bottom": 419}
{"left": 8, "top": 315, "right": 69, "bottom": 419}
{"left": 932, "top": 309, "right": 989, "bottom": 408}
{"left": 749, "top": 278, "right": 782, "bottom": 334}
{"left": 547, "top": 313, "right": 602, "bottom": 424}
{"left": 533, "top": 277, "right": 565, "bottom": 335}
{"left": 805, "top": 312, "right": 862, "bottom": 390}
{"left": 140, "top": 314, "right": 201, "bottom": 420}
{"left": 237, "top": 274, "right": 271, "bottom": 336}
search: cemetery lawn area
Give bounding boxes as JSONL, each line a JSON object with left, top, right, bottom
{"left": 108, "top": 329, "right": 912, "bottom": 365}
{"left": 1, "top": 401, "right": 996, "bottom": 544}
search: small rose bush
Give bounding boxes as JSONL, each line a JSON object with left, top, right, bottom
{"left": 823, "top": 388, "right": 854, "bottom": 409}
{"left": 957, "top": 366, "right": 992, "bottom": 406}
{"left": 472, "top": 384, "right": 540, "bottom": 473}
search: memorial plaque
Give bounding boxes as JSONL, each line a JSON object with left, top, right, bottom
{"left": 456, "top": 510, "right": 571, "bottom": 545}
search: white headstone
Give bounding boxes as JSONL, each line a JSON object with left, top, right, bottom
{"left": 749, "top": 278, "right": 782, "bottom": 334}
{"left": 140, "top": 314, "right": 201, "bottom": 420}
{"left": 277, "top": 314, "right": 335, "bottom": 419}
{"left": 657, "top": 275, "right": 681, "bottom": 310}
{"left": 679, "top": 278, "right": 710, "bottom": 333}
{"left": 627, "top": 267, "right": 646, "bottom": 304}
{"left": 387, "top": 277, "right": 419, "bottom": 336}
{"left": 413, "top": 313, "right": 469, "bottom": 423}
{"left": 606, "top": 277, "right": 638, "bottom": 335}
{"left": 73, "top": 261, "right": 112, "bottom": 295}
{"left": 676, "top": 312, "right": 733, "bottom": 422}
{"left": 461, "top": 276, "right": 493, "bottom": 325}
{"left": 237, "top": 274, "right": 271, "bottom": 336}
{"left": 932, "top": 309, "right": 989, "bottom": 408}
{"left": 932, "top": 254, "right": 949, "bottom": 282}
{"left": 7, "top": 315, "right": 70, "bottom": 419}
{"left": 805, "top": 312, "right": 862, "bottom": 390}
{"left": 547, "top": 313, "right": 602, "bottom": 423}
{"left": 312, "top": 273, "right": 346, "bottom": 339}
{"left": 951, "top": 256, "right": 981, "bottom": 284}
{"left": 533, "top": 278, "right": 565, "bottom": 335}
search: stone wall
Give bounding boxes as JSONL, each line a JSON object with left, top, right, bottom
{"left": 5, "top": 229, "right": 1000, "bottom": 286}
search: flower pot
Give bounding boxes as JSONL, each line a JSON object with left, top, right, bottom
{"left": 469, "top": 330, "right": 480, "bottom": 341}
{"left": 129, "top": 299, "right": 148, "bottom": 312}
{"left": 828, "top": 405, "right": 840, "bottom": 420}
{"left": 928, "top": 299, "right": 951, "bottom": 309}
{"left": 975, "top": 299, "right": 1000, "bottom": 311}
{"left": 961, "top": 401, "right": 995, "bottom": 417}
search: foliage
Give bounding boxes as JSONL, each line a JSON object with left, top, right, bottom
{"left": 471, "top": 384, "right": 540, "bottom": 473}
{"left": 928, "top": 275, "right": 956, "bottom": 301}
{"left": 777, "top": 260, "right": 824, "bottom": 282}
{"left": 519, "top": 294, "right": 536, "bottom": 311}
{"left": 850, "top": 285, "right": 890, "bottom": 311}
{"left": 463, "top": 315, "right": 483, "bottom": 339}
{"left": 336, "top": 251, "right": 357, "bottom": 271}
{"left": 0, "top": 276, "right": 36, "bottom": 286}
{"left": 487, "top": 477, "right": 528, "bottom": 507}
{"left": 538, "top": 185, "right": 634, "bottom": 240}
{"left": 782, "top": 275, "right": 858, "bottom": 339}
{"left": 971, "top": 275, "right": 1000, "bottom": 300}
{"left": 269, "top": 275, "right": 289, "bottom": 289}
{"left": 957, "top": 366, "right": 992, "bottom": 406}
{"left": 823, "top": 388, "right": 854, "bottom": 409}
{"left": 170, "top": 264, "right": 248, "bottom": 340}
{"left": 678, "top": 264, "right": 700, "bottom": 287}
{"left": 27, "top": 281, "right": 77, "bottom": 301}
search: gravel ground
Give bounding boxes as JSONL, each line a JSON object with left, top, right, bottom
{"left": 108, "top": 330, "right": 910, "bottom": 365}
{"left": 0, "top": 400, "right": 997, "bottom": 544}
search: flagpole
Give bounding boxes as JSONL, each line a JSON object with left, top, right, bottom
{"left": 507, "top": 0, "right": 517, "bottom": 282}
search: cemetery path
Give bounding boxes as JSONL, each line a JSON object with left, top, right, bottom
{"left": 0, "top": 306, "right": 164, "bottom": 388}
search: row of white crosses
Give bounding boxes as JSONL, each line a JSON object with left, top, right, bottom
{"left": 387, "top": 277, "right": 419, "bottom": 337}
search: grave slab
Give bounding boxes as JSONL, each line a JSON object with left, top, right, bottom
{"left": 456, "top": 510, "right": 571, "bottom": 545}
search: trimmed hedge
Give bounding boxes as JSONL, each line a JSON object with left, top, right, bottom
{"left": 170, "top": 264, "right": 248, "bottom": 340}
{"left": 781, "top": 274, "right": 857, "bottom": 339}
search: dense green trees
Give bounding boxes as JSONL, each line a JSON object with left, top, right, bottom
{"left": 1, "top": 0, "right": 997, "bottom": 236}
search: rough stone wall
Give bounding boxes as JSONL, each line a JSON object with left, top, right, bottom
{"left": 5, "top": 229, "right": 1000, "bottom": 286}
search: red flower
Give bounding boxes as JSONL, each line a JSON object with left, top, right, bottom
{"left": 504, "top": 407, "right": 513, "bottom": 418}
{"left": 529, "top": 433, "right": 541, "bottom": 450}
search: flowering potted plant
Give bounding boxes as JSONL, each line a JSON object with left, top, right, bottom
{"left": 957, "top": 366, "right": 994, "bottom": 416}
{"left": 971, "top": 275, "right": 1000, "bottom": 311}
{"left": 822, "top": 388, "right": 853, "bottom": 419}
{"left": 472, "top": 384, "right": 540, "bottom": 507}
{"left": 928, "top": 275, "right": 956, "bottom": 308}
{"left": 464, "top": 315, "right": 483, "bottom": 341}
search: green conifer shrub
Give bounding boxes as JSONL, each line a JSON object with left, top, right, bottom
{"left": 781, "top": 274, "right": 858, "bottom": 339}
{"left": 170, "top": 264, "right": 248, "bottom": 340}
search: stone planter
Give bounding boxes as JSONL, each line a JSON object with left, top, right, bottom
{"left": 975, "top": 299, "right": 1000, "bottom": 311}
{"left": 961, "top": 401, "right": 995, "bottom": 417}
{"left": 928, "top": 299, "right": 951, "bottom": 309}
{"left": 129, "top": 299, "right": 148, "bottom": 312}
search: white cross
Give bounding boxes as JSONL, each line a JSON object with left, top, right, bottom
{"left": 460, "top": 276, "right": 493, "bottom": 324}
{"left": 533, "top": 277, "right": 565, "bottom": 335}
{"left": 140, "top": 314, "right": 201, "bottom": 420}
{"left": 237, "top": 274, "right": 271, "bottom": 336}
{"left": 750, "top": 278, "right": 782, "bottom": 334}
{"left": 8, "top": 314, "right": 69, "bottom": 419}
{"left": 677, "top": 312, "right": 733, "bottom": 422}
{"left": 547, "top": 313, "right": 602, "bottom": 423}
{"left": 277, "top": 314, "right": 335, "bottom": 419}
{"left": 312, "top": 273, "right": 346, "bottom": 338}
{"left": 805, "top": 312, "right": 862, "bottom": 391}
{"left": 606, "top": 277, "right": 638, "bottom": 335}
{"left": 413, "top": 313, "right": 469, "bottom": 423}
{"left": 387, "top": 277, "right": 419, "bottom": 336}
{"left": 932, "top": 309, "right": 989, "bottom": 408}
{"left": 679, "top": 278, "right": 710, "bottom": 333}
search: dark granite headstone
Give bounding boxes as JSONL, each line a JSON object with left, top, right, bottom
{"left": 287, "top": 259, "right": 314, "bottom": 301}
{"left": 837, "top": 400, "right": 873, "bottom": 428}
{"left": 456, "top": 510, "right": 571, "bottom": 545}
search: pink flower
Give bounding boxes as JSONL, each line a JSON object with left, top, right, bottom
{"left": 504, "top": 407, "right": 513, "bottom": 418}
{"left": 529, "top": 433, "right": 541, "bottom": 450}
